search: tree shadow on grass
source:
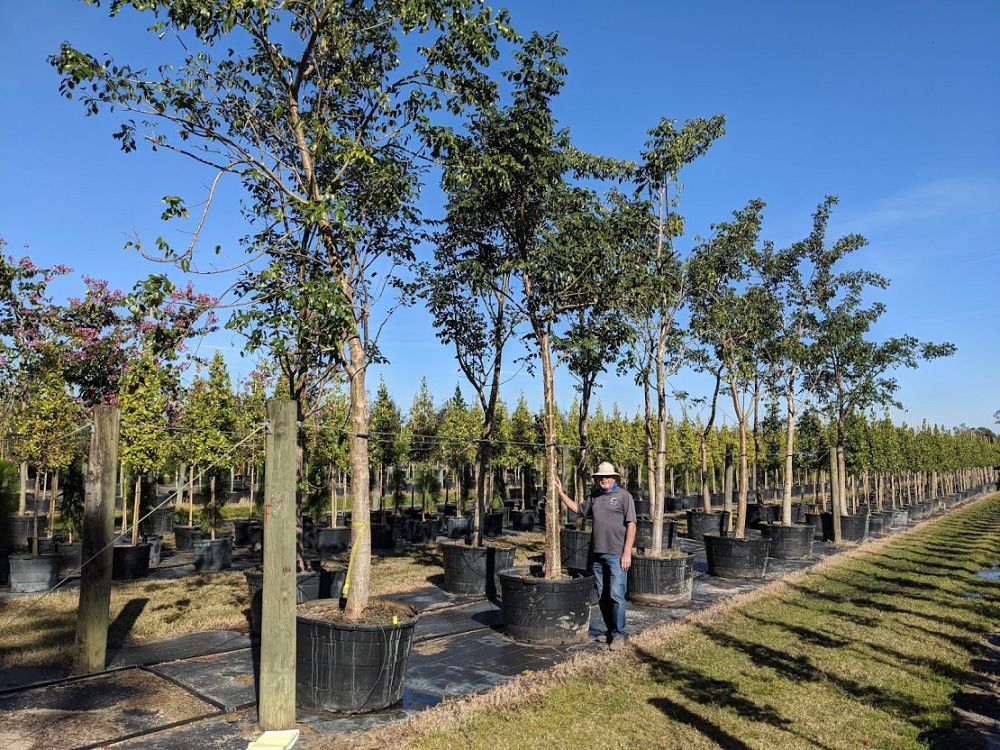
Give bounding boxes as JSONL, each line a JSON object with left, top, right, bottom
{"left": 105, "top": 597, "right": 149, "bottom": 660}
{"left": 695, "top": 624, "right": 934, "bottom": 724}
{"left": 646, "top": 696, "right": 752, "bottom": 750}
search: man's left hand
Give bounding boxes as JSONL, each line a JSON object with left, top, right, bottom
{"left": 621, "top": 551, "right": 632, "bottom": 571}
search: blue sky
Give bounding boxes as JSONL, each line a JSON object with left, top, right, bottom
{"left": 1, "top": 1, "right": 998, "bottom": 429}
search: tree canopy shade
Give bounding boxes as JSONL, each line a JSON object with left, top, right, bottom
{"left": 54, "top": 0, "right": 516, "bottom": 615}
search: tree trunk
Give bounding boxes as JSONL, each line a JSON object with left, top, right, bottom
{"left": 187, "top": 465, "right": 195, "bottom": 526}
{"left": 782, "top": 375, "right": 797, "bottom": 526}
{"left": 131, "top": 474, "right": 142, "bottom": 546}
{"left": 539, "top": 330, "right": 562, "bottom": 580}
{"left": 344, "top": 336, "right": 372, "bottom": 617}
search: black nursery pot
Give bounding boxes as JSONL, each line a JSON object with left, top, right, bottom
{"left": 820, "top": 513, "right": 869, "bottom": 542}
{"left": 499, "top": 565, "right": 594, "bottom": 645}
{"left": 482, "top": 511, "right": 505, "bottom": 538}
{"left": 685, "top": 510, "right": 726, "bottom": 542}
{"left": 634, "top": 519, "right": 678, "bottom": 551}
{"left": 509, "top": 510, "right": 536, "bottom": 531}
{"left": 441, "top": 541, "right": 517, "bottom": 597}
{"left": 112, "top": 543, "right": 152, "bottom": 581}
{"left": 8, "top": 552, "right": 60, "bottom": 592}
{"left": 759, "top": 522, "right": 814, "bottom": 560}
{"left": 626, "top": 550, "right": 695, "bottom": 606}
{"left": 314, "top": 526, "right": 352, "bottom": 556}
{"left": 804, "top": 511, "right": 825, "bottom": 540}
{"left": 633, "top": 498, "right": 651, "bottom": 517}
{"left": 559, "top": 529, "right": 592, "bottom": 572}
{"left": 296, "top": 599, "right": 418, "bottom": 713}
{"left": 192, "top": 536, "right": 232, "bottom": 571}
{"left": 173, "top": 525, "right": 202, "bottom": 551}
{"left": 703, "top": 533, "right": 770, "bottom": 579}
{"left": 746, "top": 504, "right": 781, "bottom": 530}
{"left": 246, "top": 566, "right": 346, "bottom": 636}
{"left": 371, "top": 523, "right": 395, "bottom": 550}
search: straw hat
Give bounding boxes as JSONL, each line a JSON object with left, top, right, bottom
{"left": 591, "top": 461, "right": 620, "bottom": 479}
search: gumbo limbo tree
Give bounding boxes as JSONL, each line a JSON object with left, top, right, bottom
{"left": 55, "top": 0, "right": 515, "bottom": 617}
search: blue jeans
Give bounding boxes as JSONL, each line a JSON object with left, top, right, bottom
{"left": 593, "top": 553, "right": 627, "bottom": 638}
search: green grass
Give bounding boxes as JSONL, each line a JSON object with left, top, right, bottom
{"left": 362, "top": 495, "right": 1000, "bottom": 750}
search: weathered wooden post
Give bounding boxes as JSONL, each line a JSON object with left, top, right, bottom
{"left": 73, "top": 405, "right": 120, "bottom": 674}
{"left": 829, "top": 447, "right": 841, "bottom": 543}
{"left": 258, "top": 399, "right": 297, "bottom": 730}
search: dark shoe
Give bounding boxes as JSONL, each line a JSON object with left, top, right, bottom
{"left": 608, "top": 636, "right": 628, "bottom": 652}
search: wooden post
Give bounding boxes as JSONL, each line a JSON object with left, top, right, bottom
{"left": 829, "top": 448, "right": 841, "bottom": 543}
{"left": 74, "top": 406, "right": 120, "bottom": 674}
{"left": 258, "top": 400, "right": 297, "bottom": 730}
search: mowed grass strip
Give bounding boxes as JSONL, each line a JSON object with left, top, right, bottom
{"left": 352, "top": 496, "right": 1000, "bottom": 750}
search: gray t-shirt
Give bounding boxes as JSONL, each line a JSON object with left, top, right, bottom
{"left": 579, "top": 485, "right": 637, "bottom": 555}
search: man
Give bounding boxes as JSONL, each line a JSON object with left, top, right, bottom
{"left": 556, "top": 462, "right": 637, "bottom": 651}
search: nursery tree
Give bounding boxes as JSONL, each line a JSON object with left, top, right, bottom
{"left": 624, "top": 115, "right": 725, "bottom": 552}
{"left": 427, "top": 32, "right": 634, "bottom": 576}
{"left": 11, "top": 362, "right": 81, "bottom": 554}
{"left": 118, "top": 346, "right": 172, "bottom": 545}
{"left": 368, "top": 378, "right": 405, "bottom": 510}
{"left": 55, "top": 0, "right": 515, "bottom": 617}
{"left": 803, "top": 222, "right": 955, "bottom": 518}
{"left": 688, "top": 200, "right": 779, "bottom": 538}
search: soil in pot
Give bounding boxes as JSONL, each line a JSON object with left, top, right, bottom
{"left": 246, "top": 564, "right": 346, "bottom": 636}
{"left": 703, "top": 534, "right": 770, "bottom": 579}
{"left": 499, "top": 565, "right": 594, "bottom": 645}
{"left": 296, "top": 599, "right": 419, "bottom": 713}
{"left": 759, "top": 523, "right": 814, "bottom": 560}
{"left": 626, "top": 549, "right": 694, "bottom": 606}
{"left": 441, "top": 540, "right": 517, "bottom": 598}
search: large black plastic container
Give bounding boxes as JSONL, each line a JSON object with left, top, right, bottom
{"left": 26, "top": 537, "right": 57, "bottom": 555}
{"left": 703, "top": 534, "right": 770, "bottom": 579}
{"left": 315, "top": 526, "right": 351, "bottom": 556}
{"left": 296, "top": 599, "right": 418, "bottom": 713}
{"left": 905, "top": 503, "right": 928, "bottom": 521}
{"left": 633, "top": 498, "right": 651, "bottom": 517}
{"left": 509, "top": 510, "right": 536, "bottom": 531}
{"left": 805, "top": 511, "right": 825, "bottom": 540}
{"left": 371, "top": 523, "right": 395, "bottom": 550}
{"left": 0, "top": 550, "right": 8, "bottom": 587}
{"left": 8, "top": 553, "right": 60, "bottom": 592}
{"left": 888, "top": 508, "right": 909, "bottom": 529}
{"left": 441, "top": 541, "right": 517, "bottom": 597}
{"left": 483, "top": 511, "right": 504, "bottom": 538}
{"left": 759, "top": 523, "right": 814, "bottom": 559}
{"left": 626, "top": 551, "right": 694, "bottom": 606}
{"left": 173, "top": 525, "right": 202, "bottom": 551}
{"left": 192, "top": 537, "right": 232, "bottom": 571}
{"left": 685, "top": 510, "right": 727, "bottom": 542}
{"left": 445, "top": 515, "right": 471, "bottom": 540}
{"left": 867, "top": 513, "right": 889, "bottom": 537}
{"left": 112, "top": 543, "right": 152, "bottom": 581}
{"left": 56, "top": 541, "right": 82, "bottom": 578}
{"left": 635, "top": 519, "right": 678, "bottom": 551}
{"left": 746, "top": 504, "right": 781, "bottom": 530}
{"left": 8, "top": 516, "right": 47, "bottom": 550}
{"left": 145, "top": 534, "right": 163, "bottom": 566}
{"left": 820, "top": 513, "right": 869, "bottom": 542}
{"left": 140, "top": 506, "right": 175, "bottom": 536}
{"left": 246, "top": 566, "right": 346, "bottom": 636}
{"left": 559, "top": 529, "right": 592, "bottom": 572}
{"left": 499, "top": 566, "right": 594, "bottom": 645}
{"left": 232, "top": 519, "right": 254, "bottom": 547}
